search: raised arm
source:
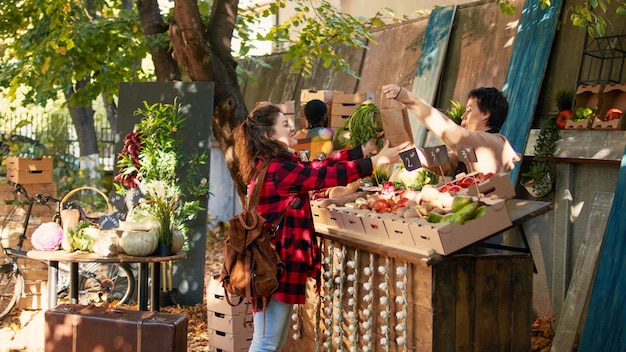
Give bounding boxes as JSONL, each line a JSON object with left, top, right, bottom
{"left": 382, "top": 84, "right": 469, "bottom": 150}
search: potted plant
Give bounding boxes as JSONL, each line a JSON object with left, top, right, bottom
{"left": 521, "top": 117, "right": 560, "bottom": 199}
{"left": 115, "top": 99, "right": 210, "bottom": 255}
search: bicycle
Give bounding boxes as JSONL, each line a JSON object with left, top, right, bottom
{"left": 0, "top": 181, "right": 135, "bottom": 320}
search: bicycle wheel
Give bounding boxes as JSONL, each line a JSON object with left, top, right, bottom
{"left": 77, "top": 263, "right": 135, "bottom": 306}
{"left": 0, "top": 261, "right": 24, "bottom": 320}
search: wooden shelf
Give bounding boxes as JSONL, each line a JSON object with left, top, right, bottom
{"left": 524, "top": 129, "right": 626, "bottom": 163}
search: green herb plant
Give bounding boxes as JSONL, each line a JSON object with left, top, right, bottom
{"left": 443, "top": 100, "right": 465, "bottom": 125}
{"left": 521, "top": 117, "right": 560, "bottom": 199}
{"left": 114, "top": 99, "right": 210, "bottom": 246}
{"left": 333, "top": 101, "right": 383, "bottom": 151}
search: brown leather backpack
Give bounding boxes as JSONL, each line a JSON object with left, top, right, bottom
{"left": 220, "top": 162, "right": 286, "bottom": 307}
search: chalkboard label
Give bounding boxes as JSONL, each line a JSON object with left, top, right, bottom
{"left": 422, "top": 145, "right": 450, "bottom": 167}
{"left": 400, "top": 148, "right": 422, "bottom": 171}
{"left": 456, "top": 144, "right": 477, "bottom": 163}
{"left": 109, "top": 191, "right": 126, "bottom": 213}
{"left": 99, "top": 212, "right": 120, "bottom": 230}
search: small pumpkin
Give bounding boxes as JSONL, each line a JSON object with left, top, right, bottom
{"left": 119, "top": 229, "right": 159, "bottom": 256}
{"left": 171, "top": 230, "right": 185, "bottom": 253}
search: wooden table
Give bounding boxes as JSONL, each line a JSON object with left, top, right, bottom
{"left": 27, "top": 250, "right": 186, "bottom": 311}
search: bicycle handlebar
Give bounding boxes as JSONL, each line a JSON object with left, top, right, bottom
{"left": 7, "top": 180, "right": 61, "bottom": 205}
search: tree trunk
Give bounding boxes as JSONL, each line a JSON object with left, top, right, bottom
{"left": 134, "top": 0, "right": 248, "bottom": 201}
{"left": 65, "top": 80, "right": 98, "bottom": 158}
{"left": 136, "top": 0, "right": 182, "bottom": 82}
{"left": 167, "top": 0, "right": 248, "bottom": 200}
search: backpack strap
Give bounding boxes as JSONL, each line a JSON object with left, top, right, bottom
{"left": 247, "top": 161, "right": 270, "bottom": 210}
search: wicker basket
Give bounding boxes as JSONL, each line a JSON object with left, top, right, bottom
{"left": 61, "top": 186, "right": 113, "bottom": 217}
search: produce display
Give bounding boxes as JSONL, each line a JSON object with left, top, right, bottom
{"left": 312, "top": 168, "right": 514, "bottom": 254}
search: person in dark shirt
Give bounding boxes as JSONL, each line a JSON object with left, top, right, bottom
{"left": 295, "top": 99, "right": 335, "bottom": 161}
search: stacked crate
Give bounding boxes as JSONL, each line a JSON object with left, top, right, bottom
{"left": 206, "top": 274, "right": 254, "bottom": 352}
{"left": 1, "top": 157, "right": 57, "bottom": 309}
{"left": 329, "top": 92, "right": 375, "bottom": 130}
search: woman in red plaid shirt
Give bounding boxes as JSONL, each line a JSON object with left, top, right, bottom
{"left": 233, "top": 104, "right": 407, "bottom": 351}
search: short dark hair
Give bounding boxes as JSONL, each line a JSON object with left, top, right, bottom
{"left": 303, "top": 99, "right": 328, "bottom": 127}
{"left": 468, "top": 87, "right": 509, "bottom": 131}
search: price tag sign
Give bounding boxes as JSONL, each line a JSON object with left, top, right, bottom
{"left": 99, "top": 212, "right": 120, "bottom": 230}
{"left": 456, "top": 144, "right": 477, "bottom": 164}
{"left": 400, "top": 148, "right": 422, "bottom": 171}
{"left": 126, "top": 188, "right": 142, "bottom": 206}
{"left": 422, "top": 145, "right": 451, "bottom": 167}
{"left": 109, "top": 191, "right": 126, "bottom": 214}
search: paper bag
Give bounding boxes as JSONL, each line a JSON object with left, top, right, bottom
{"left": 380, "top": 106, "right": 413, "bottom": 147}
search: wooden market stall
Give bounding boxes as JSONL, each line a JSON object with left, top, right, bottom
{"left": 281, "top": 199, "right": 551, "bottom": 352}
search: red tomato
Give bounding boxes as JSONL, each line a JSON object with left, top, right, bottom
{"left": 457, "top": 177, "right": 476, "bottom": 188}
{"left": 557, "top": 110, "right": 572, "bottom": 129}
{"left": 438, "top": 182, "right": 454, "bottom": 192}
{"left": 447, "top": 185, "right": 461, "bottom": 194}
{"left": 606, "top": 108, "right": 623, "bottom": 121}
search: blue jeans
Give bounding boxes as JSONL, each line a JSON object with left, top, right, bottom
{"left": 248, "top": 297, "right": 293, "bottom": 352}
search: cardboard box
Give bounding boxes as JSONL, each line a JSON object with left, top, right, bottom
{"left": 209, "top": 328, "right": 253, "bottom": 352}
{"left": 6, "top": 169, "right": 53, "bottom": 184}
{"left": 384, "top": 215, "right": 417, "bottom": 246}
{"left": 360, "top": 212, "right": 393, "bottom": 240}
{"left": 592, "top": 82, "right": 626, "bottom": 130}
{"left": 207, "top": 310, "right": 253, "bottom": 335}
{"left": 456, "top": 172, "right": 516, "bottom": 199}
{"left": 325, "top": 206, "right": 346, "bottom": 228}
{"left": 338, "top": 207, "right": 366, "bottom": 234}
{"left": 0, "top": 182, "right": 57, "bottom": 201}
{"left": 254, "top": 100, "right": 296, "bottom": 125}
{"left": 311, "top": 203, "right": 330, "bottom": 226}
{"left": 567, "top": 84, "right": 602, "bottom": 129}
{"left": 409, "top": 198, "right": 512, "bottom": 255}
{"left": 206, "top": 275, "right": 250, "bottom": 316}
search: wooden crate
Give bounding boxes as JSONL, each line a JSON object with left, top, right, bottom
{"left": 329, "top": 92, "right": 375, "bottom": 129}
{"left": 6, "top": 157, "right": 54, "bottom": 184}
{"left": 281, "top": 242, "right": 533, "bottom": 352}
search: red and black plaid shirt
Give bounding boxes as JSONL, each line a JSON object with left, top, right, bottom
{"left": 249, "top": 146, "right": 373, "bottom": 308}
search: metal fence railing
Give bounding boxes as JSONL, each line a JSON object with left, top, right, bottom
{"left": 0, "top": 112, "right": 116, "bottom": 171}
